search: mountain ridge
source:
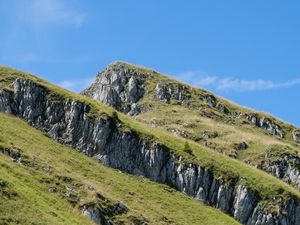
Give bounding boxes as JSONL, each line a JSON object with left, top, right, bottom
{"left": 1, "top": 65, "right": 300, "bottom": 224}
{"left": 81, "top": 62, "right": 300, "bottom": 192}
{"left": 83, "top": 61, "right": 299, "bottom": 129}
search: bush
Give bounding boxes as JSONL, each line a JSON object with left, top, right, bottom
{"left": 183, "top": 141, "right": 193, "bottom": 155}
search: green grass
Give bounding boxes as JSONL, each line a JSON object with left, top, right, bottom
{"left": 0, "top": 113, "right": 239, "bottom": 225}
{"left": 0, "top": 156, "right": 92, "bottom": 225}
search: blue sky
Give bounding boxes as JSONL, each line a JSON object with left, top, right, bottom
{"left": 0, "top": 1, "right": 299, "bottom": 127}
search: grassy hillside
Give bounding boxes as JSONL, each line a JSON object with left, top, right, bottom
{"left": 0, "top": 113, "right": 240, "bottom": 225}
{"left": 1, "top": 65, "right": 300, "bottom": 204}
{"left": 90, "top": 62, "right": 300, "bottom": 175}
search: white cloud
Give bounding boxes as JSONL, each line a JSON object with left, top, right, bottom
{"left": 57, "top": 77, "right": 93, "bottom": 93}
{"left": 216, "top": 78, "right": 300, "bottom": 91}
{"left": 177, "top": 71, "right": 300, "bottom": 92}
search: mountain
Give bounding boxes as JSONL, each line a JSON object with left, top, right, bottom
{"left": 0, "top": 67, "right": 238, "bottom": 225}
{"left": 82, "top": 62, "right": 300, "bottom": 190}
{"left": 0, "top": 64, "right": 300, "bottom": 225}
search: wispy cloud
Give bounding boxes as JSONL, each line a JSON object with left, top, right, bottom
{"left": 177, "top": 71, "right": 300, "bottom": 92}
{"left": 57, "top": 77, "right": 93, "bottom": 93}
{"left": 216, "top": 77, "right": 300, "bottom": 91}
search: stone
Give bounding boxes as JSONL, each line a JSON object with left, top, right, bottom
{"left": 245, "top": 114, "right": 284, "bottom": 138}
{"left": 112, "top": 202, "right": 128, "bottom": 215}
{"left": 261, "top": 151, "right": 300, "bottom": 190}
{"left": 48, "top": 187, "right": 57, "bottom": 193}
{"left": 201, "top": 130, "right": 218, "bottom": 139}
{"left": 81, "top": 62, "right": 145, "bottom": 115}
{"left": 216, "top": 103, "right": 230, "bottom": 114}
{"left": 81, "top": 204, "right": 104, "bottom": 225}
{"left": 155, "top": 83, "right": 188, "bottom": 104}
{"left": 235, "top": 142, "right": 248, "bottom": 150}
{"left": 43, "top": 165, "right": 51, "bottom": 174}
{"left": 199, "top": 94, "right": 217, "bottom": 107}
{"left": 293, "top": 130, "right": 300, "bottom": 143}
{"left": 233, "top": 184, "right": 258, "bottom": 224}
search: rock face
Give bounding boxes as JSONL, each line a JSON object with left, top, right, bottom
{"left": 293, "top": 130, "right": 300, "bottom": 143}
{"left": 81, "top": 204, "right": 106, "bottom": 225}
{"left": 245, "top": 114, "right": 284, "bottom": 138}
{"left": 155, "top": 83, "right": 189, "bottom": 104}
{"left": 81, "top": 202, "right": 128, "bottom": 225}
{"left": 81, "top": 62, "right": 146, "bottom": 115}
{"left": 261, "top": 151, "right": 300, "bottom": 190}
{"left": 199, "top": 94, "right": 230, "bottom": 114}
{"left": 82, "top": 63, "right": 191, "bottom": 115}
{"left": 1, "top": 78, "right": 300, "bottom": 225}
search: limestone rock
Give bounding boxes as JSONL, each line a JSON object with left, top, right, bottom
{"left": 199, "top": 94, "right": 217, "bottom": 107}
{"left": 293, "top": 130, "right": 300, "bottom": 143}
{"left": 261, "top": 151, "right": 300, "bottom": 190}
{"left": 81, "top": 62, "right": 145, "bottom": 115}
{"left": 199, "top": 94, "right": 230, "bottom": 114}
{"left": 81, "top": 204, "right": 111, "bottom": 225}
{"left": 245, "top": 114, "right": 284, "bottom": 138}
{"left": 155, "top": 82, "right": 188, "bottom": 104}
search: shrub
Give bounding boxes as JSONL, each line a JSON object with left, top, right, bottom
{"left": 183, "top": 141, "right": 193, "bottom": 155}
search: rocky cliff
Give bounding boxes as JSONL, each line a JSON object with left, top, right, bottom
{"left": 81, "top": 63, "right": 147, "bottom": 116}
{"left": 261, "top": 149, "right": 300, "bottom": 190}
{"left": 1, "top": 78, "right": 300, "bottom": 225}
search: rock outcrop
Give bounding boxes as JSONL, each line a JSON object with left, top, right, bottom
{"left": 261, "top": 151, "right": 300, "bottom": 190}
{"left": 293, "top": 130, "right": 300, "bottom": 143}
{"left": 1, "top": 78, "right": 300, "bottom": 225}
{"left": 82, "top": 62, "right": 192, "bottom": 115}
{"left": 81, "top": 201, "right": 128, "bottom": 225}
{"left": 81, "top": 204, "right": 106, "bottom": 225}
{"left": 199, "top": 94, "right": 230, "bottom": 114}
{"left": 155, "top": 83, "right": 189, "bottom": 104}
{"left": 244, "top": 114, "right": 284, "bottom": 138}
{"left": 81, "top": 62, "right": 146, "bottom": 115}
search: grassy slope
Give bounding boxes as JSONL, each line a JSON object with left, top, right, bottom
{"left": 0, "top": 113, "right": 239, "bottom": 225}
{"left": 0, "top": 66, "right": 299, "bottom": 206}
{"left": 0, "top": 154, "right": 92, "bottom": 225}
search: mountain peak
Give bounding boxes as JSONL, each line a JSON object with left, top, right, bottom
{"left": 82, "top": 61, "right": 300, "bottom": 166}
{"left": 106, "top": 61, "right": 156, "bottom": 73}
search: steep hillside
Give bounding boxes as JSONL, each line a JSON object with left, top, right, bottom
{"left": 82, "top": 62, "right": 300, "bottom": 191}
{"left": 1, "top": 66, "right": 300, "bottom": 225}
{"left": 0, "top": 113, "right": 240, "bottom": 225}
